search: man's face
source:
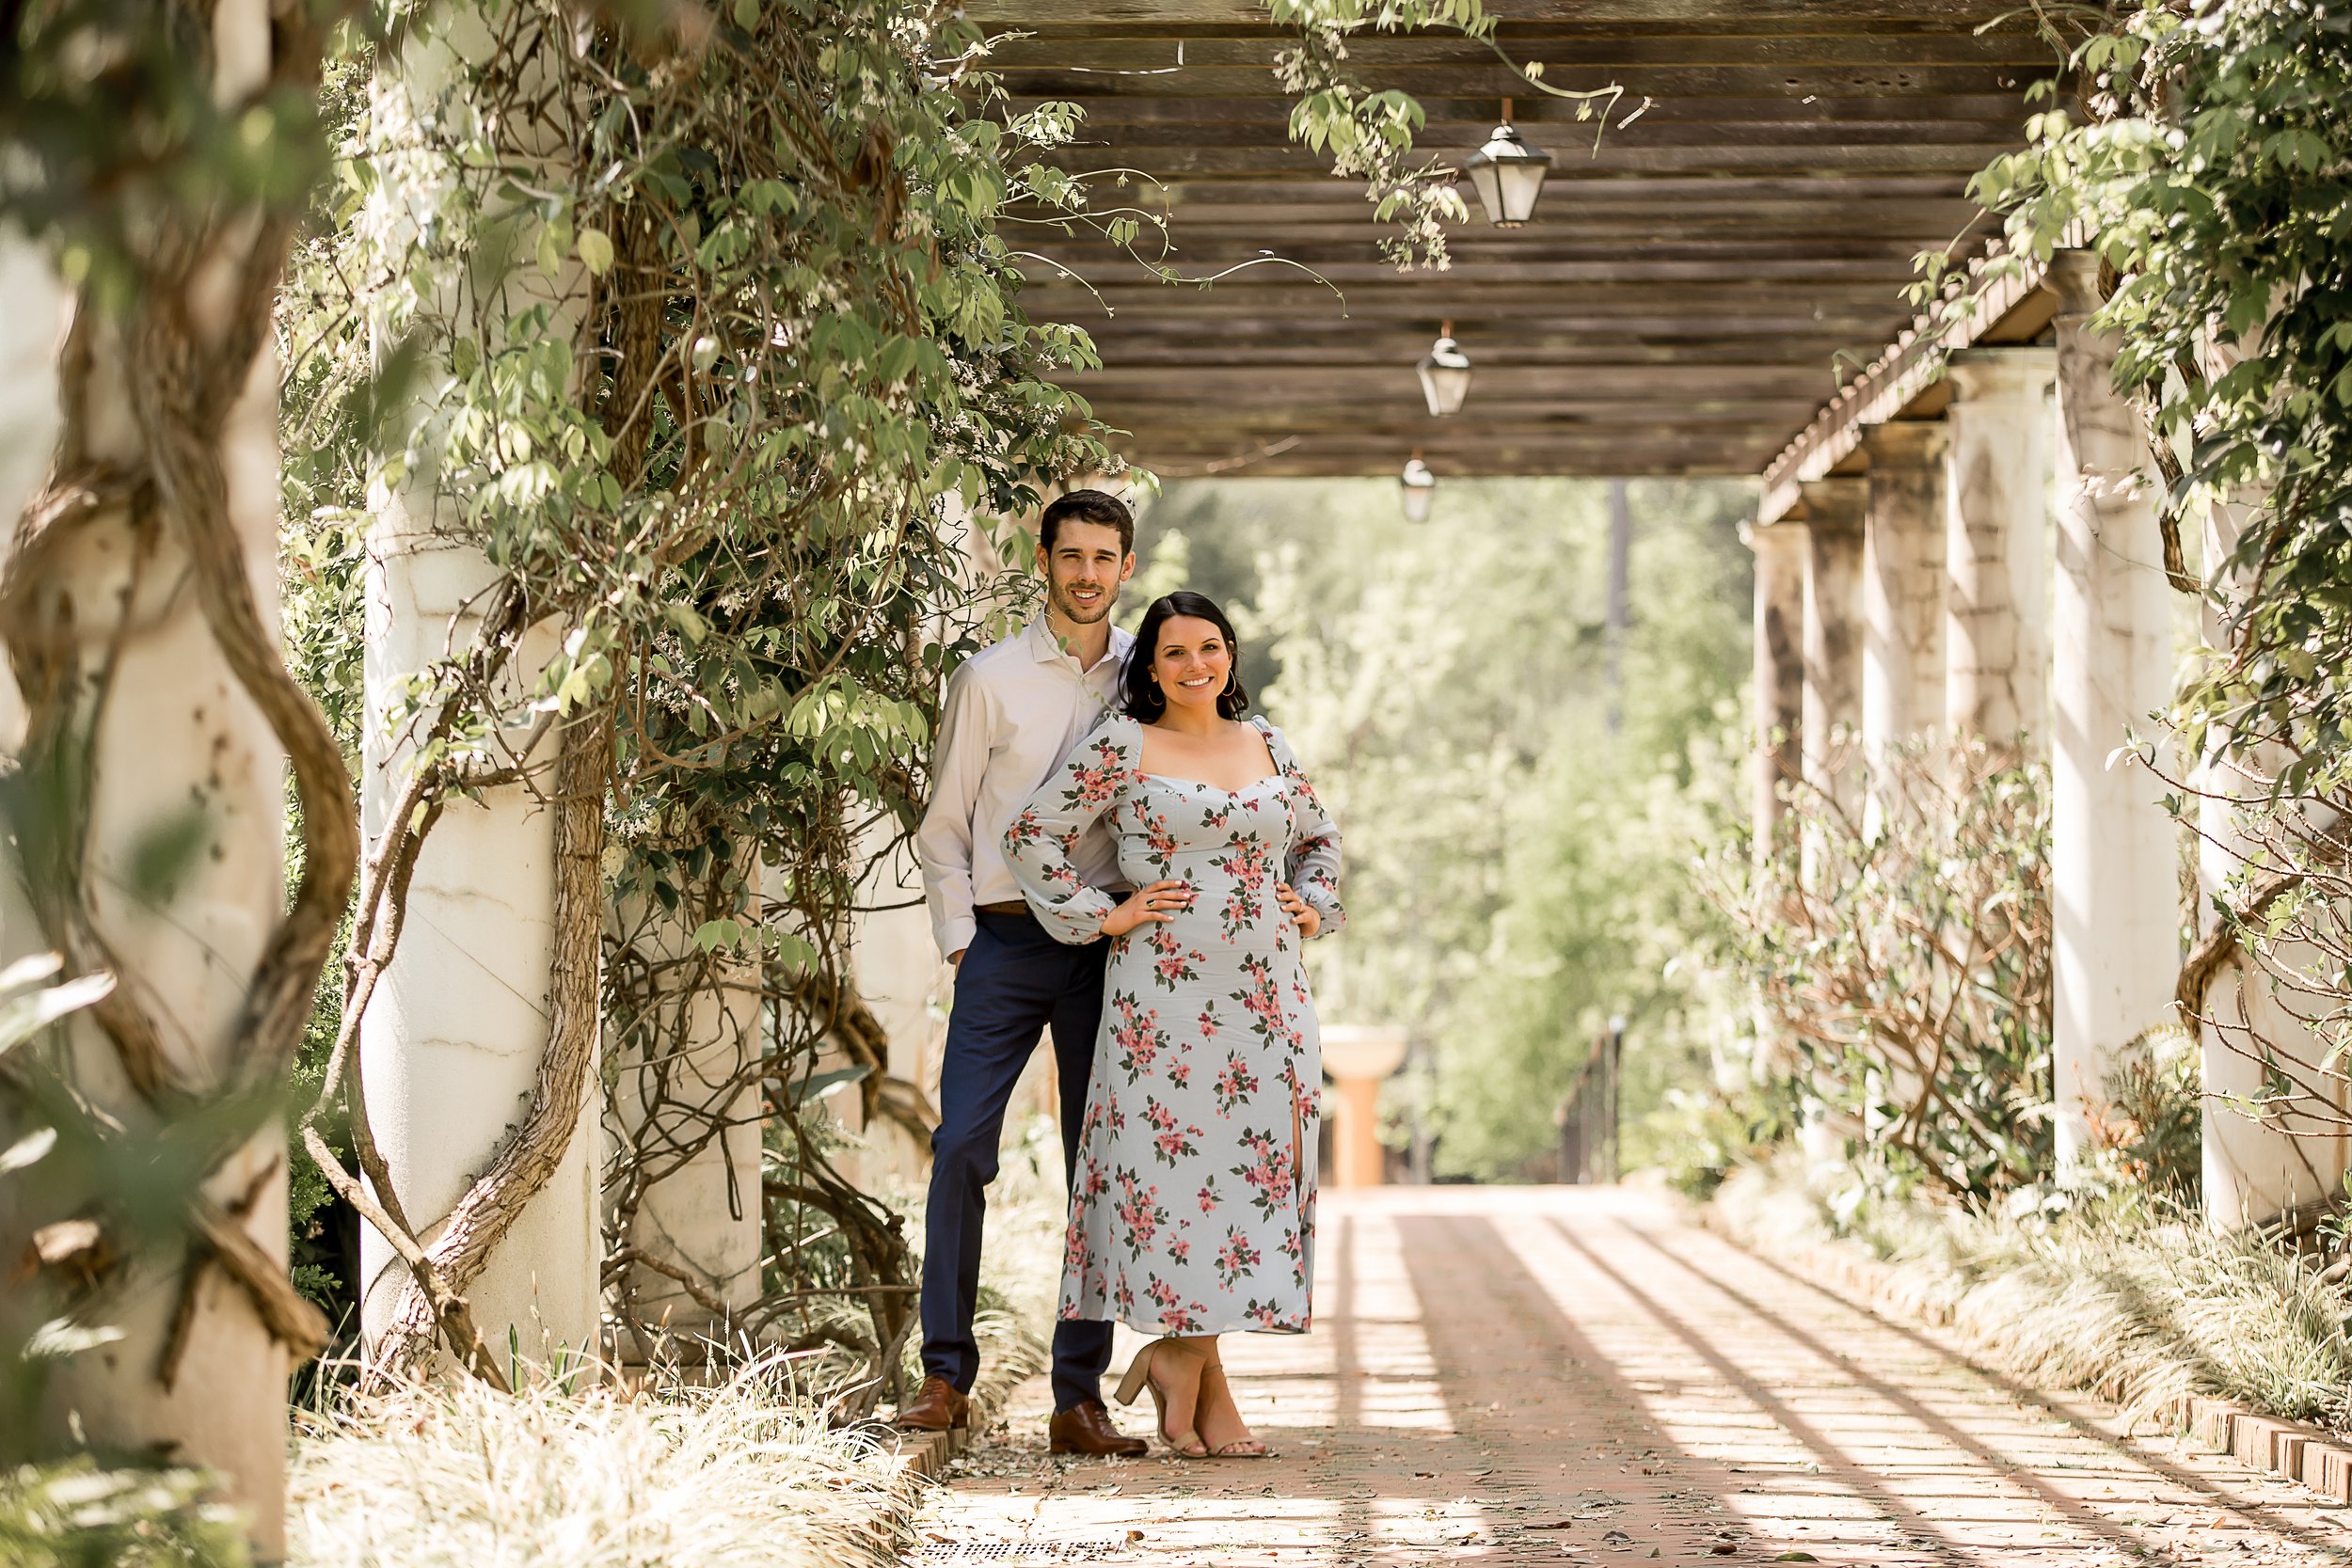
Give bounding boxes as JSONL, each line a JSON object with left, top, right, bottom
{"left": 1039, "top": 518, "right": 1134, "bottom": 626}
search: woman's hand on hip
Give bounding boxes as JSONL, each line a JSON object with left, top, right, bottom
{"left": 1101, "top": 879, "right": 1192, "bottom": 938}
{"left": 1276, "top": 882, "right": 1321, "bottom": 939}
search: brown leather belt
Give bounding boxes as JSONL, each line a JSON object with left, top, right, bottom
{"left": 975, "top": 900, "right": 1033, "bottom": 917}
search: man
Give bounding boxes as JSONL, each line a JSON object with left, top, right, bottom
{"left": 900, "top": 489, "right": 1149, "bottom": 1456}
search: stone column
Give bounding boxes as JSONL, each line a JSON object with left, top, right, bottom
{"left": 357, "top": 26, "right": 602, "bottom": 1372}
{"left": 2050, "top": 249, "right": 2180, "bottom": 1173}
{"left": 358, "top": 531, "right": 600, "bottom": 1370}
{"left": 1944, "top": 348, "right": 2056, "bottom": 753}
{"left": 1799, "top": 478, "right": 1867, "bottom": 818}
{"left": 1322, "top": 1026, "right": 1407, "bottom": 1190}
{"left": 1, "top": 204, "right": 298, "bottom": 1551}
{"left": 1859, "top": 420, "right": 1950, "bottom": 817}
{"left": 2197, "top": 503, "right": 2351, "bottom": 1227}
{"left": 1747, "top": 521, "right": 1808, "bottom": 849}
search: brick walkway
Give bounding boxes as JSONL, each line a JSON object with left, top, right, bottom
{"left": 913, "top": 1186, "right": 2351, "bottom": 1566}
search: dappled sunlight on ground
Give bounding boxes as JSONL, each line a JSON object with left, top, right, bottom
{"left": 912, "top": 1188, "right": 2351, "bottom": 1567}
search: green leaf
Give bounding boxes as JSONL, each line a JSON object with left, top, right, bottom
{"left": 577, "top": 226, "right": 614, "bottom": 276}
{"left": 789, "top": 1064, "right": 871, "bottom": 1102}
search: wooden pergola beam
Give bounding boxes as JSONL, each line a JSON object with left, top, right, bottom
{"left": 973, "top": 0, "right": 2054, "bottom": 480}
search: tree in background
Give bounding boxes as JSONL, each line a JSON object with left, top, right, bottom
{"left": 1130, "top": 477, "right": 1751, "bottom": 1180}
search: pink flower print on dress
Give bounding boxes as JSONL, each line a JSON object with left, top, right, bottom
{"left": 1213, "top": 1051, "right": 1259, "bottom": 1117}
{"left": 1146, "top": 1278, "right": 1206, "bottom": 1334}
{"left": 1146, "top": 923, "right": 1203, "bottom": 992}
{"left": 1215, "top": 1226, "right": 1262, "bottom": 1288}
{"left": 1230, "top": 957, "right": 1289, "bottom": 1047}
{"left": 1231, "top": 1130, "right": 1295, "bottom": 1222}
{"left": 1211, "top": 835, "right": 1273, "bottom": 942}
{"left": 1109, "top": 992, "right": 1167, "bottom": 1085}
{"left": 1062, "top": 736, "right": 1135, "bottom": 813}
{"left": 1003, "top": 806, "right": 1048, "bottom": 856}
{"left": 1113, "top": 1167, "right": 1168, "bottom": 1257}
{"left": 1142, "top": 1097, "right": 1203, "bottom": 1167}
{"left": 1136, "top": 800, "right": 1180, "bottom": 876}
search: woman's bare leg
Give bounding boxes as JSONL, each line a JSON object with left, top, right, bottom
{"left": 1189, "top": 1336, "right": 1268, "bottom": 1456}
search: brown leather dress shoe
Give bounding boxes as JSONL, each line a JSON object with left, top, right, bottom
{"left": 895, "top": 1374, "right": 971, "bottom": 1432}
{"left": 1048, "top": 1398, "right": 1150, "bottom": 1457}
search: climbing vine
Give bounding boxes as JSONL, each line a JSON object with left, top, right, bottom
{"left": 1, "top": 0, "right": 352, "bottom": 1428}
{"left": 274, "top": 0, "right": 1123, "bottom": 1390}
{"left": 1269, "top": 0, "right": 1627, "bottom": 270}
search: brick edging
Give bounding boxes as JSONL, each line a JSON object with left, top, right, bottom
{"left": 1702, "top": 1208, "right": 2352, "bottom": 1506}
{"left": 890, "top": 1340, "right": 1045, "bottom": 1481}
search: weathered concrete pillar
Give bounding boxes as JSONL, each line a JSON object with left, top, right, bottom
{"left": 1859, "top": 420, "right": 1950, "bottom": 816}
{"left": 607, "top": 862, "right": 766, "bottom": 1348}
{"left": 1798, "top": 478, "right": 1867, "bottom": 818}
{"left": 1747, "top": 521, "right": 1808, "bottom": 848}
{"left": 2050, "top": 249, "right": 2179, "bottom": 1173}
{"left": 2196, "top": 503, "right": 2351, "bottom": 1228}
{"left": 1944, "top": 348, "right": 2056, "bottom": 753}
{"left": 0, "top": 200, "right": 299, "bottom": 1549}
{"left": 843, "top": 834, "right": 951, "bottom": 1187}
{"left": 357, "top": 26, "right": 602, "bottom": 1372}
{"left": 359, "top": 531, "right": 600, "bottom": 1370}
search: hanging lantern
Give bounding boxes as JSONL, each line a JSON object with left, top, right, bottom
{"left": 1417, "top": 323, "right": 1472, "bottom": 418}
{"left": 1461, "top": 101, "right": 1552, "bottom": 228}
{"left": 1399, "top": 454, "right": 1436, "bottom": 524}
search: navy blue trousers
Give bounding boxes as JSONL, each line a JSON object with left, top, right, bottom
{"left": 920, "top": 909, "right": 1115, "bottom": 1411}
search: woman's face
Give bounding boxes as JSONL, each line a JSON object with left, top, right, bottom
{"left": 1152, "top": 614, "right": 1232, "bottom": 715}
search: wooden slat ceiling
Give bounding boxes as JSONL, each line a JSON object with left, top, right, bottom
{"left": 975, "top": 0, "right": 2054, "bottom": 478}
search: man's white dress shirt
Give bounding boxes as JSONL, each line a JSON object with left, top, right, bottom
{"left": 918, "top": 619, "right": 1136, "bottom": 959}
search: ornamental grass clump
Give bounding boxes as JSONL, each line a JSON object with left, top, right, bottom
{"left": 287, "top": 1362, "right": 912, "bottom": 1568}
{"left": 1715, "top": 1160, "right": 2352, "bottom": 1435}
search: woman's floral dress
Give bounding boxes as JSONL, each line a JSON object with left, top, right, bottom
{"left": 1004, "top": 713, "right": 1343, "bottom": 1337}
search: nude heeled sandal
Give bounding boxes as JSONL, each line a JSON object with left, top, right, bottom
{"left": 1114, "top": 1338, "right": 1208, "bottom": 1458}
{"left": 1197, "top": 1360, "right": 1271, "bottom": 1458}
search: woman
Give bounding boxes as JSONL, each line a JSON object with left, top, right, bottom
{"left": 1003, "top": 590, "right": 1343, "bottom": 1458}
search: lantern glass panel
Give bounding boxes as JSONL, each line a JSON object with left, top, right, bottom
{"left": 1416, "top": 336, "right": 1472, "bottom": 418}
{"left": 1465, "top": 163, "right": 1503, "bottom": 227}
{"left": 1498, "top": 158, "right": 1549, "bottom": 225}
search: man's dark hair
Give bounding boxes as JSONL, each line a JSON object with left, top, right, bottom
{"left": 1122, "top": 591, "right": 1251, "bottom": 722}
{"left": 1038, "top": 488, "right": 1135, "bottom": 557}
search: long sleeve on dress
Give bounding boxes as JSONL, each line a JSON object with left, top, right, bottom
{"left": 1262, "top": 721, "right": 1345, "bottom": 938}
{"left": 1003, "top": 716, "right": 1139, "bottom": 945}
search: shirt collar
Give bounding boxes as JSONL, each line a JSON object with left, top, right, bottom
{"left": 1025, "top": 618, "right": 1134, "bottom": 674}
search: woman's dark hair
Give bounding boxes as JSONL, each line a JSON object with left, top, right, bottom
{"left": 1122, "top": 592, "right": 1250, "bottom": 721}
